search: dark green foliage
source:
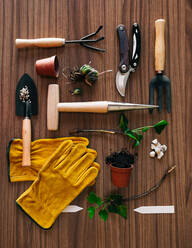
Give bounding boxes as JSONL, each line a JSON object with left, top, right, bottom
{"left": 87, "top": 192, "right": 102, "bottom": 206}
{"left": 88, "top": 207, "right": 95, "bottom": 219}
{"left": 99, "top": 209, "right": 108, "bottom": 221}
{"left": 87, "top": 192, "right": 127, "bottom": 221}
{"left": 119, "top": 114, "right": 129, "bottom": 132}
{"left": 153, "top": 120, "right": 168, "bottom": 134}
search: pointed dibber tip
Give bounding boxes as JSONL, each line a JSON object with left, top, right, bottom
{"left": 148, "top": 104, "right": 159, "bottom": 108}
{"left": 133, "top": 104, "right": 159, "bottom": 110}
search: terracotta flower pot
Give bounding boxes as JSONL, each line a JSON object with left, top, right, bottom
{"left": 110, "top": 164, "right": 134, "bottom": 188}
{"left": 35, "top": 55, "right": 59, "bottom": 78}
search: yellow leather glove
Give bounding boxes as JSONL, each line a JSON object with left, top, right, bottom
{"left": 16, "top": 140, "right": 100, "bottom": 229}
{"left": 7, "top": 137, "right": 89, "bottom": 182}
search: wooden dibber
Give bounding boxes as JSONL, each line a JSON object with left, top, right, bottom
{"left": 47, "top": 84, "right": 158, "bottom": 131}
{"left": 155, "top": 19, "right": 166, "bottom": 72}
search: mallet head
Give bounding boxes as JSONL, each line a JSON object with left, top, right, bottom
{"left": 47, "top": 84, "right": 59, "bottom": 130}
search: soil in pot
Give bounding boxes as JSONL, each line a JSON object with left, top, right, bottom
{"left": 106, "top": 150, "right": 135, "bottom": 188}
{"left": 105, "top": 149, "right": 135, "bottom": 168}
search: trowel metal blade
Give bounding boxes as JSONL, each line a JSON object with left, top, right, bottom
{"left": 16, "top": 73, "right": 38, "bottom": 116}
{"left": 115, "top": 70, "right": 131, "bottom": 97}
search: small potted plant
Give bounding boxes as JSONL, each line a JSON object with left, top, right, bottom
{"left": 105, "top": 150, "right": 135, "bottom": 188}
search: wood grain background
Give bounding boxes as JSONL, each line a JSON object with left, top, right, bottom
{"left": 0, "top": 0, "right": 191, "bottom": 247}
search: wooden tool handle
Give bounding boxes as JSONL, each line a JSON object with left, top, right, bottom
{"left": 57, "top": 102, "right": 109, "bottom": 113}
{"left": 155, "top": 19, "right": 166, "bottom": 72}
{"left": 22, "top": 118, "right": 31, "bottom": 166}
{"left": 15, "top": 38, "right": 65, "bottom": 48}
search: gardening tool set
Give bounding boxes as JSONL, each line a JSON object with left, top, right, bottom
{"left": 7, "top": 19, "right": 174, "bottom": 228}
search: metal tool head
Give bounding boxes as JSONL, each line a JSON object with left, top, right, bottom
{"left": 16, "top": 73, "right": 38, "bottom": 116}
{"left": 149, "top": 73, "right": 171, "bottom": 113}
{"left": 116, "top": 69, "right": 133, "bottom": 97}
{"left": 79, "top": 25, "right": 105, "bottom": 52}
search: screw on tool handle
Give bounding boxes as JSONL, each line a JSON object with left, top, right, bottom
{"left": 155, "top": 19, "right": 166, "bottom": 72}
{"left": 130, "top": 23, "right": 141, "bottom": 70}
{"left": 15, "top": 38, "right": 65, "bottom": 48}
{"left": 117, "top": 24, "right": 129, "bottom": 73}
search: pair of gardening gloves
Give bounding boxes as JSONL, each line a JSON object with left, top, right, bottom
{"left": 7, "top": 137, "right": 100, "bottom": 229}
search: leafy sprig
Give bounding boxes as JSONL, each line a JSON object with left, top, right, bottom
{"left": 87, "top": 166, "right": 176, "bottom": 221}
{"left": 70, "top": 115, "right": 168, "bottom": 148}
{"left": 119, "top": 114, "right": 168, "bottom": 147}
{"left": 87, "top": 192, "right": 127, "bottom": 221}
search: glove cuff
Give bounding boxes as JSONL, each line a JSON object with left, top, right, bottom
{"left": 16, "top": 196, "right": 56, "bottom": 230}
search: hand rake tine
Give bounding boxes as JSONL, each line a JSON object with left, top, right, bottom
{"left": 157, "top": 86, "right": 163, "bottom": 113}
{"left": 80, "top": 42, "right": 105, "bottom": 52}
{"left": 80, "top": 26, "right": 105, "bottom": 52}
{"left": 149, "top": 83, "right": 155, "bottom": 113}
{"left": 80, "top": 25, "right": 103, "bottom": 40}
{"left": 166, "top": 84, "right": 171, "bottom": 113}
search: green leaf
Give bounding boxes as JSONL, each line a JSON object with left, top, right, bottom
{"left": 99, "top": 209, "right": 108, "bottom": 221}
{"left": 117, "top": 205, "right": 127, "bottom": 219}
{"left": 87, "top": 192, "right": 97, "bottom": 204}
{"left": 119, "top": 113, "right": 129, "bottom": 132}
{"left": 132, "top": 129, "right": 142, "bottom": 136}
{"left": 133, "top": 140, "right": 140, "bottom": 147}
{"left": 125, "top": 131, "right": 141, "bottom": 148}
{"left": 126, "top": 131, "right": 138, "bottom": 141}
{"left": 141, "top": 127, "right": 150, "bottom": 132}
{"left": 153, "top": 120, "right": 168, "bottom": 134}
{"left": 88, "top": 207, "right": 95, "bottom": 219}
{"left": 137, "top": 134, "right": 143, "bottom": 142}
{"left": 87, "top": 192, "right": 102, "bottom": 206}
{"left": 95, "top": 197, "right": 102, "bottom": 206}
{"left": 108, "top": 204, "right": 119, "bottom": 213}
{"left": 128, "top": 130, "right": 143, "bottom": 147}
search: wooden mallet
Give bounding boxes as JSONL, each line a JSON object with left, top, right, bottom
{"left": 47, "top": 84, "right": 158, "bottom": 131}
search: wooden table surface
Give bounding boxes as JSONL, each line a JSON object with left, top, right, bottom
{"left": 0, "top": 0, "right": 191, "bottom": 247}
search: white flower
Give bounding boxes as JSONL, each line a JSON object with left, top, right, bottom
{"left": 161, "top": 145, "right": 167, "bottom": 152}
{"left": 150, "top": 139, "right": 167, "bottom": 159}
{"left": 157, "top": 151, "right": 164, "bottom": 159}
{"left": 152, "top": 139, "right": 158, "bottom": 145}
{"left": 149, "top": 151, "right": 156, "bottom": 158}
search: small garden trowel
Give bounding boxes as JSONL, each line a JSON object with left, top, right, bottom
{"left": 16, "top": 73, "right": 38, "bottom": 166}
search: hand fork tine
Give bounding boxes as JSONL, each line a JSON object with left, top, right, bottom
{"left": 165, "top": 83, "right": 171, "bottom": 113}
{"left": 80, "top": 26, "right": 105, "bottom": 52}
{"left": 158, "top": 86, "right": 163, "bottom": 113}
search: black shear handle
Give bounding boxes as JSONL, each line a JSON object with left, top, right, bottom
{"left": 130, "top": 23, "right": 141, "bottom": 70}
{"left": 117, "top": 24, "right": 129, "bottom": 73}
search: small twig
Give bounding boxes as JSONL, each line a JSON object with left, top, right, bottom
{"left": 123, "top": 165, "right": 176, "bottom": 201}
{"left": 98, "top": 70, "right": 113, "bottom": 76}
{"left": 70, "top": 128, "right": 124, "bottom": 136}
